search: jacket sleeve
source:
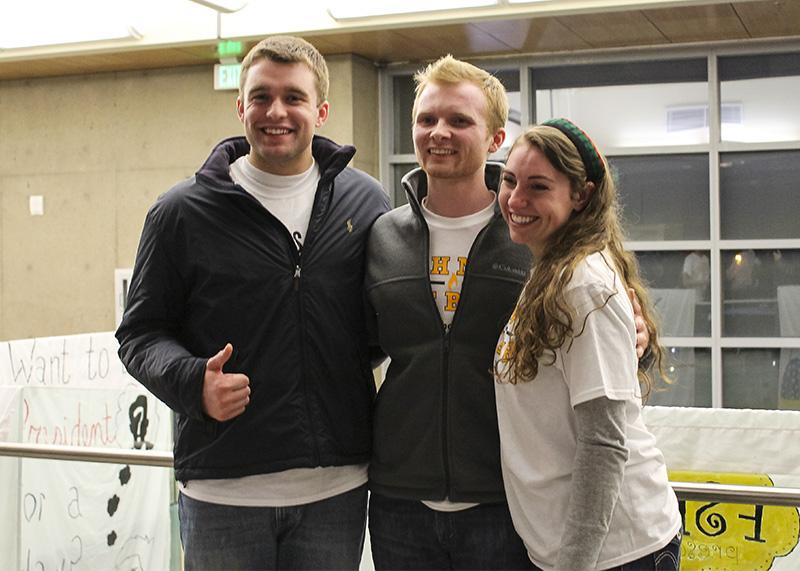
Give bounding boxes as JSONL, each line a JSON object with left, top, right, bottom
{"left": 115, "top": 203, "right": 208, "bottom": 421}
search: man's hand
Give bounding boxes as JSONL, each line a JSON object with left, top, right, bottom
{"left": 202, "top": 343, "right": 250, "bottom": 421}
{"left": 628, "top": 288, "right": 649, "bottom": 359}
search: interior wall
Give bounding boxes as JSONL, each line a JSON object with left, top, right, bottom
{"left": 0, "top": 55, "right": 379, "bottom": 341}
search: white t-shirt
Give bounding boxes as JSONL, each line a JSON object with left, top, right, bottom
{"left": 178, "top": 155, "right": 367, "bottom": 507}
{"left": 422, "top": 194, "right": 495, "bottom": 330}
{"left": 230, "top": 155, "right": 318, "bottom": 249}
{"left": 494, "top": 251, "right": 681, "bottom": 570}
{"left": 417, "top": 195, "right": 495, "bottom": 512}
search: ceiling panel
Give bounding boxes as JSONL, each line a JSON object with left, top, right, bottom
{"left": 306, "top": 29, "right": 441, "bottom": 62}
{"left": 409, "top": 23, "right": 515, "bottom": 57}
{"left": 644, "top": 4, "right": 750, "bottom": 42}
{"left": 557, "top": 11, "right": 669, "bottom": 48}
{"left": 474, "top": 17, "right": 592, "bottom": 53}
{"left": 733, "top": 0, "right": 800, "bottom": 38}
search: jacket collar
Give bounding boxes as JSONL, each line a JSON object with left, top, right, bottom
{"left": 195, "top": 135, "right": 356, "bottom": 192}
{"left": 401, "top": 162, "right": 505, "bottom": 216}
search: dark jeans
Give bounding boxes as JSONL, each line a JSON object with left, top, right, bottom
{"left": 178, "top": 484, "right": 368, "bottom": 570}
{"left": 368, "top": 492, "right": 533, "bottom": 570}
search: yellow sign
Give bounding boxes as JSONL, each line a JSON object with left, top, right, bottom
{"left": 672, "top": 471, "right": 800, "bottom": 570}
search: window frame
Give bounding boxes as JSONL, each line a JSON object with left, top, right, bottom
{"left": 379, "top": 40, "right": 800, "bottom": 409}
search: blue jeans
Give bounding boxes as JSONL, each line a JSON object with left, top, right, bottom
{"left": 368, "top": 492, "right": 533, "bottom": 570}
{"left": 178, "top": 484, "right": 368, "bottom": 570}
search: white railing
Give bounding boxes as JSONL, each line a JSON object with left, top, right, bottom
{"left": 2, "top": 442, "right": 800, "bottom": 507}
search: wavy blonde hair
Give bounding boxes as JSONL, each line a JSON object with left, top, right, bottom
{"left": 498, "top": 124, "right": 665, "bottom": 398}
{"left": 412, "top": 55, "right": 508, "bottom": 136}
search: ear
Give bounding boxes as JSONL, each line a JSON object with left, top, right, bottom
{"left": 488, "top": 128, "right": 506, "bottom": 154}
{"left": 572, "top": 181, "right": 595, "bottom": 212}
{"left": 316, "top": 101, "right": 330, "bottom": 128}
{"left": 236, "top": 95, "right": 245, "bottom": 123}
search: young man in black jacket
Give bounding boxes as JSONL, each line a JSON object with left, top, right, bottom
{"left": 116, "top": 36, "right": 389, "bottom": 570}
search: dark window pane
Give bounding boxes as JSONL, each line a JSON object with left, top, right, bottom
{"left": 719, "top": 52, "right": 800, "bottom": 81}
{"left": 393, "top": 75, "right": 415, "bottom": 155}
{"left": 720, "top": 151, "right": 800, "bottom": 239}
{"left": 489, "top": 68, "right": 520, "bottom": 92}
{"left": 531, "top": 59, "right": 707, "bottom": 89}
{"left": 612, "top": 154, "right": 709, "bottom": 241}
{"left": 646, "top": 347, "right": 712, "bottom": 408}
{"left": 636, "top": 251, "right": 711, "bottom": 337}
{"left": 722, "top": 249, "right": 800, "bottom": 337}
{"left": 721, "top": 348, "right": 798, "bottom": 410}
{"left": 392, "top": 163, "right": 416, "bottom": 207}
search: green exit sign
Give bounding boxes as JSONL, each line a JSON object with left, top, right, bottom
{"left": 217, "top": 40, "right": 244, "bottom": 59}
{"left": 214, "top": 63, "right": 241, "bottom": 91}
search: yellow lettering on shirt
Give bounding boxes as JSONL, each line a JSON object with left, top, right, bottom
{"left": 430, "top": 256, "right": 451, "bottom": 276}
{"left": 457, "top": 256, "right": 468, "bottom": 276}
{"left": 444, "top": 291, "right": 460, "bottom": 312}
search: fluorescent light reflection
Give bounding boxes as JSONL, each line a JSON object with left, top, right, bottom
{"left": 0, "top": 0, "right": 140, "bottom": 49}
{"left": 328, "top": 0, "right": 497, "bottom": 20}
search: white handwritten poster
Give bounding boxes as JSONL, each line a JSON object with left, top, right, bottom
{"left": 0, "top": 332, "right": 172, "bottom": 571}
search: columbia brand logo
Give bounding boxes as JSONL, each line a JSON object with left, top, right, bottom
{"left": 492, "top": 263, "right": 526, "bottom": 277}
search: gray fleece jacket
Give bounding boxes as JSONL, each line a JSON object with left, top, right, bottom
{"left": 365, "top": 163, "right": 532, "bottom": 503}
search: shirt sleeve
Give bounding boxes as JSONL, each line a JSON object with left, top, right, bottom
{"left": 560, "top": 282, "right": 640, "bottom": 407}
{"left": 555, "top": 396, "right": 628, "bottom": 571}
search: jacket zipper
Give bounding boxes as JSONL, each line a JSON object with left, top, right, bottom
{"left": 294, "top": 179, "right": 334, "bottom": 467}
{"left": 237, "top": 181, "right": 322, "bottom": 465}
{"left": 294, "top": 246, "right": 320, "bottom": 465}
{"left": 438, "top": 215, "right": 495, "bottom": 500}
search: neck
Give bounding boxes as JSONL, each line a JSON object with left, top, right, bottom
{"left": 424, "top": 170, "right": 494, "bottom": 217}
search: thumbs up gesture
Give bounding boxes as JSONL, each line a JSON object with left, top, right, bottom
{"left": 202, "top": 343, "right": 251, "bottom": 421}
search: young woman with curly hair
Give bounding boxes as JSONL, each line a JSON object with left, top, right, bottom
{"left": 494, "top": 119, "right": 682, "bottom": 571}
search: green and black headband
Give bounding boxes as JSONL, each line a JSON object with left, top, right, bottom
{"left": 541, "top": 118, "right": 606, "bottom": 185}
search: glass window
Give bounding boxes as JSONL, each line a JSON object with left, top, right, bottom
{"left": 647, "top": 347, "right": 712, "bottom": 407}
{"left": 532, "top": 59, "right": 708, "bottom": 148}
{"left": 719, "top": 150, "right": 800, "bottom": 240}
{"left": 488, "top": 69, "right": 522, "bottom": 161}
{"left": 611, "top": 154, "right": 709, "bottom": 241}
{"left": 392, "top": 75, "right": 416, "bottom": 155}
{"left": 392, "top": 163, "right": 416, "bottom": 207}
{"left": 722, "top": 249, "right": 800, "bottom": 337}
{"left": 722, "top": 348, "right": 800, "bottom": 411}
{"left": 719, "top": 52, "right": 800, "bottom": 143}
{"left": 636, "top": 251, "right": 711, "bottom": 337}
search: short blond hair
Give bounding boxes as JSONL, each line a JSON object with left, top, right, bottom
{"left": 412, "top": 55, "right": 508, "bottom": 135}
{"left": 239, "top": 35, "right": 329, "bottom": 104}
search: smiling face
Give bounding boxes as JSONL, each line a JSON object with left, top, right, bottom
{"left": 499, "top": 141, "right": 592, "bottom": 257}
{"left": 236, "top": 58, "right": 329, "bottom": 176}
{"left": 412, "top": 81, "right": 504, "bottom": 183}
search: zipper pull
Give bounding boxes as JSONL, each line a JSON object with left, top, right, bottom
{"left": 293, "top": 265, "right": 301, "bottom": 290}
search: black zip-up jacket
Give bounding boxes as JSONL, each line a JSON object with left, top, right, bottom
{"left": 116, "top": 135, "right": 390, "bottom": 481}
{"left": 365, "top": 164, "right": 532, "bottom": 503}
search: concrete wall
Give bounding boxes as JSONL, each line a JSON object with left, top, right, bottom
{"left": 0, "top": 56, "right": 379, "bottom": 340}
